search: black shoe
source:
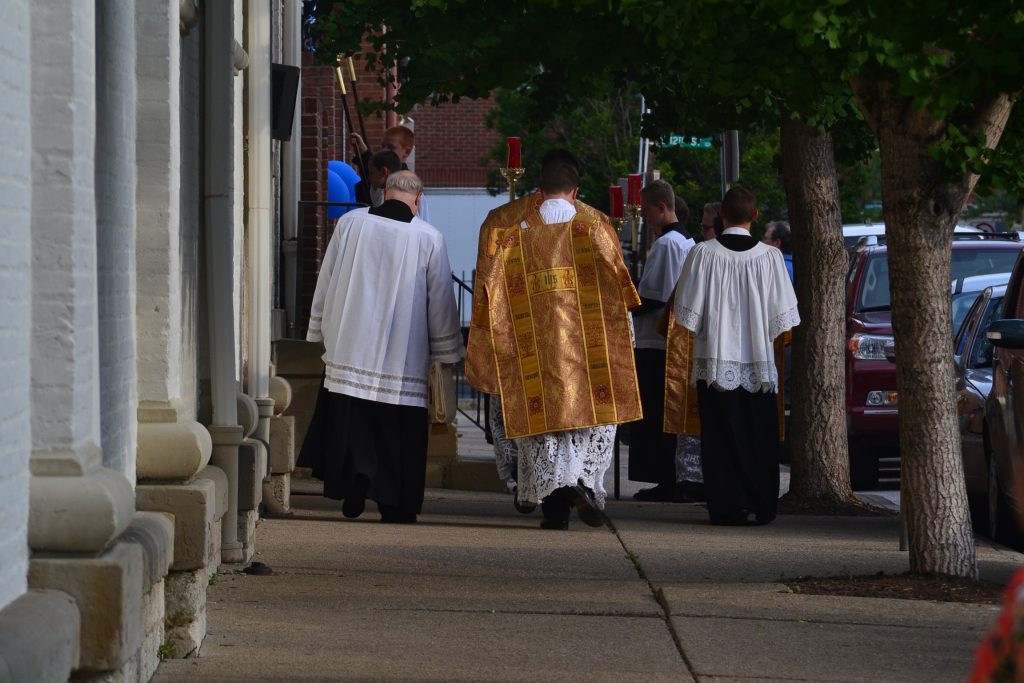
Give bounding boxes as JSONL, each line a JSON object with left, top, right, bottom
{"left": 674, "top": 481, "right": 706, "bottom": 503}
{"left": 633, "top": 483, "right": 675, "bottom": 502}
{"left": 513, "top": 491, "right": 537, "bottom": 514}
{"left": 342, "top": 495, "right": 366, "bottom": 519}
{"left": 570, "top": 485, "right": 604, "bottom": 527}
{"left": 380, "top": 511, "right": 417, "bottom": 524}
{"left": 342, "top": 475, "right": 370, "bottom": 519}
{"left": 540, "top": 518, "right": 569, "bottom": 530}
{"left": 709, "top": 510, "right": 755, "bottom": 526}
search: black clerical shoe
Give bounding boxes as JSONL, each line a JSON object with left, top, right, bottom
{"left": 514, "top": 495, "right": 537, "bottom": 514}
{"left": 570, "top": 485, "right": 604, "bottom": 527}
{"left": 674, "top": 481, "right": 707, "bottom": 503}
{"left": 633, "top": 483, "right": 675, "bottom": 502}
{"left": 709, "top": 510, "right": 756, "bottom": 526}
{"left": 342, "top": 496, "right": 366, "bottom": 519}
{"left": 539, "top": 517, "right": 569, "bottom": 530}
{"left": 380, "top": 511, "right": 417, "bottom": 524}
{"left": 342, "top": 475, "right": 370, "bottom": 519}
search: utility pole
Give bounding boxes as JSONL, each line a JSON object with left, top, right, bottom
{"left": 721, "top": 129, "right": 740, "bottom": 197}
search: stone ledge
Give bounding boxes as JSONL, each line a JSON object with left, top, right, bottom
{"left": 238, "top": 438, "right": 267, "bottom": 511}
{"left": 0, "top": 589, "right": 79, "bottom": 683}
{"left": 268, "top": 415, "right": 295, "bottom": 474}
{"left": 136, "top": 477, "right": 218, "bottom": 572}
{"left": 121, "top": 511, "right": 174, "bottom": 593}
{"left": 30, "top": 541, "right": 143, "bottom": 673}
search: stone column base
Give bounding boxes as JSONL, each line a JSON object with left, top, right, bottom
{"left": 262, "top": 472, "right": 291, "bottom": 513}
{"left": 164, "top": 563, "right": 214, "bottom": 657}
{"left": 30, "top": 542, "right": 144, "bottom": 673}
{"left": 0, "top": 589, "right": 79, "bottom": 683}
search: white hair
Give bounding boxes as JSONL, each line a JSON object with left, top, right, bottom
{"left": 385, "top": 170, "right": 423, "bottom": 196}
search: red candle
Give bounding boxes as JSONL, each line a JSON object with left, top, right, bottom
{"left": 627, "top": 174, "right": 642, "bottom": 206}
{"left": 507, "top": 137, "right": 522, "bottom": 169}
{"left": 609, "top": 185, "right": 623, "bottom": 218}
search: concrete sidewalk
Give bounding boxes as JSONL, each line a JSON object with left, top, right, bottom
{"left": 152, "top": 482, "right": 1022, "bottom": 683}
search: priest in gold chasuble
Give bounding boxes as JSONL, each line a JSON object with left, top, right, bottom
{"left": 466, "top": 150, "right": 641, "bottom": 529}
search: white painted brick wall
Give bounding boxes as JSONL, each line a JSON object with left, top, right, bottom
{"left": 30, "top": 1, "right": 103, "bottom": 456}
{"left": 96, "top": 0, "right": 139, "bottom": 482}
{"left": 136, "top": 0, "right": 183, "bottom": 407}
{"left": 0, "top": 0, "right": 32, "bottom": 612}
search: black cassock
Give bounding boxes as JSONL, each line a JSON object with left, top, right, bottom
{"left": 298, "top": 388, "right": 428, "bottom": 516}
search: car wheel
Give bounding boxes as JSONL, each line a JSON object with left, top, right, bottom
{"left": 987, "top": 455, "right": 1021, "bottom": 546}
{"left": 849, "top": 438, "right": 880, "bottom": 491}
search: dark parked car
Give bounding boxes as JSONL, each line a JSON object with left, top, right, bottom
{"left": 845, "top": 237, "right": 1023, "bottom": 489}
{"left": 985, "top": 250, "right": 1024, "bottom": 544}
{"left": 954, "top": 284, "right": 1006, "bottom": 531}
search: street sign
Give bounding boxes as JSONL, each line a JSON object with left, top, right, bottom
{"left": 662, "top": 134, "right": 714, "bottom": 149}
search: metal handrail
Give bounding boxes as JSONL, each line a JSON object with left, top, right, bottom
{"left": 451, "top": 272, "right": 491, "bottom": 441}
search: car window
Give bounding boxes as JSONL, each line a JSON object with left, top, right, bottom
{"left": 970, "top": 297, "right": 1004, "bottom": 368}
{"left": 951, "top": 249, "right": 1020, "bottom": 282}
{"left": 856, "top": 255, "right": 890, "bottom": 311}
{"left": 856, "top": 247, "right": 1021, "bottom": 312}
{"left": 952, "top": 291, "right": 983, "bottom": 339}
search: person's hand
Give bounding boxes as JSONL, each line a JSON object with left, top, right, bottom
{"left": 350, "top": 133, "right": 368, "bottom": 154}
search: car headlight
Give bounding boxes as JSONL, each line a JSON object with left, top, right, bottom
{"left": 865, "top": 390, "right": 898, "bottom": 406}
{"left": 848, "top": 333, "right": 894, "bottom": 360}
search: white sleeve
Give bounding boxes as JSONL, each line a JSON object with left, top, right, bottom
{"left": 766, "top": 249, "right": 800, "bottom": 339}
{"left": 639, "top": 237, "right": 692, "bottom": 302}
{"left": 426, "top": 233, "right": 465, "bottom": 363}
{"left": 306, "top": 220, "right": 342, "bottom": 343}
{"left": 673, "top": 244, "right": 707, "bottom": 333}
{"left": 417, "top": 193, "right": 430, "bottom": 224}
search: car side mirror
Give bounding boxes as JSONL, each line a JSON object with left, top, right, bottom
{"left": 986, "top": 319, "right": 1024, "bottom": 349}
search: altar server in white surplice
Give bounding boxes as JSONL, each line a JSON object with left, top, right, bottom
{"left": 299, "top": 171, "right": 463, "bottom": 524}
{"left": 671, "top": 186, "right": 799, "bottom": 527}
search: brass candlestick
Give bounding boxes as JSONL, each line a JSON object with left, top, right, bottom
{"left": 499, "top": 167, "right": 525, "bottom": 203}
{"left": 627, "top": 203, "right": 642, "bottom": 254}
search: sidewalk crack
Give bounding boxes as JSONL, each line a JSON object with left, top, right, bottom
{"left": 606, "top": 517, "right": 698, "bottom": 679}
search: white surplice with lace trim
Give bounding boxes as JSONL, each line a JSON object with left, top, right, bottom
{"left": 306, "top": 208, "right": 464, "bottom": 408}
{"left": 509, "top": 197, "right": 618, "bottom": 508}
{"left": 673, "top": 227, "right": 800, "bottom": 393}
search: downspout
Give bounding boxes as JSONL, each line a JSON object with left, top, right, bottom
{"left": 204, "top": 0, "right": 244, "bottom": 563}
{"left": 281, "top": 0, "right": 301, "bottom": 336}
{"left": 247, "top": 0, "right": 274, "bottom": 444}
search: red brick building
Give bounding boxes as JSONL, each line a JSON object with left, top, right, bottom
{"left": 296, "top": 49, "right": 503, "bottom": 332}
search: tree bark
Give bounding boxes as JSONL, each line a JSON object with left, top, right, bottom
{"left": 778, "top": 115, "right": 856, "bottom": 505}
{"left": 850, "top": 81, "right": 1014, "bottom": 577}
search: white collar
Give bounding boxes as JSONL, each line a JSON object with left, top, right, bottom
{"left": 722, "top": 226, "right": 750, "bottom": 236}
{"left": 539, "top": 197, "right": 576, "bottom": 211}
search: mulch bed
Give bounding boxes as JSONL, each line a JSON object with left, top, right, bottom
{"left": 786, "top": 571, "right": 1005, "bottom": 604}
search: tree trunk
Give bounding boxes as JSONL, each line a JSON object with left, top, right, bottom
{"left": 851, "top": 82, "right": 1014, "bottom": 577}
{"left": 778, "top": 116, "right": 856, "bottom": 504}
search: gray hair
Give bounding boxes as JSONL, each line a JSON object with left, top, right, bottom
{"left": 385, "top": 170, "right": 423, "bottom": 196}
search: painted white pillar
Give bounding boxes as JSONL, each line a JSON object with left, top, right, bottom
{"left": 0, "top": 0, "right": 32, "bottom": 612}
{"left": 281, "top": 0, "right": 302, "bottom": 335}
{"left": 134, "top": 0, "right": 212, "bottom": 482}
{"left": 96, "top": 0, "right": 139, "bottom": 484}
{"left": 205, "top": 0, "right": 244, "bottom": 562}
{"left": 28, "top": 0, "right": 133, "bottom": 552}
{"left": 247, "top": 0, "right": 275, "bottom": 444}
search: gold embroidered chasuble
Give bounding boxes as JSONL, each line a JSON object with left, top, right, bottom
{"left": 465, "top": 197, "right": 642, "bottom": 439}
{"left": 663, "top": 311, "right": 790, "bottom": 440}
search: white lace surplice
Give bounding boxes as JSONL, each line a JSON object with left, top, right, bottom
{"left": 673, "top": 230, "right": 800, "bottom": 393}
{"left": 515, "top": 425, "right": 617, "bottom": 507}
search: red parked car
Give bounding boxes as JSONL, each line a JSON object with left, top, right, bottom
{"left": 845, "top": 236, "right": 1024, "bottom": 489}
